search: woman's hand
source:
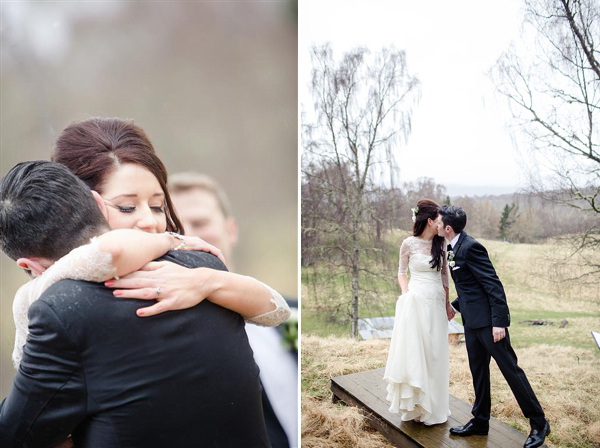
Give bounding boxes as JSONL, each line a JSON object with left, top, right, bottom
{"left": 446, "top": 301, "right": 456, "bottom": 321}
{"left": 173, "top": 234, "right": 226, "bottom": 265}
{"left": 106, "top": 262, "right": 217, "bottom": 317}
{"left": 107, "top": 263, "right": 280, "bottom": 321}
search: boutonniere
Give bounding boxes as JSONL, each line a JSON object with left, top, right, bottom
{"left": 447, "top": 250, "right": 455, "bottom": 267}
{"left": 280, "top": 308, "right": 298, "bottom": 352}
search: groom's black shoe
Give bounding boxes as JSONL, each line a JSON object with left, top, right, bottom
{"left": 449, "top": 420, "right": 489, "bottom": 436}
{"left": 524, "top": 420, "right": 550, "bottom": 448}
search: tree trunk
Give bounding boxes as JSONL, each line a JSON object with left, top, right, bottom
{"left": 351, "top": 246, "right": 359, "bottom": 339}
{"left": 351, "top": 217, "right": 360, "bottom": 339}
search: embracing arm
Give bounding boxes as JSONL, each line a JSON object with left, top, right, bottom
{"left": 196, "top": 270, "right": 291, "bottom": 326}
{"left": 97, "top": 229, "right": 224, "bottom": 277}
{"left": 8, "top": 231, "right": 184, "bottom": 370}
{"left": 42, "top": 230, "right": 223, "bottom": 288}
{"left": 465, "top": 242, "right": 510, "bottom": 328}
{"left": 106, "top": 260, "right": 290, "bottom": 326}
{"left": 0, "top": 300, "right": 85, "bottom": 448}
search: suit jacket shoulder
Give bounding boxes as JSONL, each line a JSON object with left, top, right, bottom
{"left": 159, "top": 250, "right": 228, "bottom": 271}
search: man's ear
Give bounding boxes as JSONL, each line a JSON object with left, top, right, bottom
{"left": 91, "top": 190, "right": 109, "bottom": 221}
{"left": 225, "top": 217, "right": 238, "bottom": 248}
{"left": 16, "top": 257, "right": 49, "bottom": 277}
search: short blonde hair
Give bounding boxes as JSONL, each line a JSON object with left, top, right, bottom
{"left": 169, "top": 172, "right": 232, "bottom": 218}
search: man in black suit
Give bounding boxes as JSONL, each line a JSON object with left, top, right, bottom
{"left": 0, "top": 161, "right": 270, "bottom": 448}
{"left": 437, "top": 205, "right": 549, "bottom": 448}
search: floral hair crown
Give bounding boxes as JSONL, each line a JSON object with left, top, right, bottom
{"left": 411, "top": 206, "right": 419, "bottom": 223}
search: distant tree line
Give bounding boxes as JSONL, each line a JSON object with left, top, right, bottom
{"left": 303, "top": 171, "right": 598, "bottom": 268}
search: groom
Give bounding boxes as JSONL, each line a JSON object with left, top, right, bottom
{"left": 437, "top": 205, "right": 550, "bottom": 448}
{"left": 0, "top": 161, "right": 270, "bottom": 447}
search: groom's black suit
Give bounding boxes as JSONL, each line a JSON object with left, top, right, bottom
{"left": 449, "top": 233, "right": 545, "bottom": 428}
{"left": 0, "top": 251, "right": 270, "bottom": 448}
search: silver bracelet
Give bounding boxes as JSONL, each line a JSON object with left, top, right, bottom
{"left": 167, "top": 231, "right": 186, "bottom": 251}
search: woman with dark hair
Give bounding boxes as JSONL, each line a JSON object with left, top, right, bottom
{"left": 383, "top": 199, "right": 455, "bottom": 425}
{"left": 50, "top": 117, "right": 289, "bottom": 325}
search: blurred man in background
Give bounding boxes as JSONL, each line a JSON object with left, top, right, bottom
{"left": 170, "top": 172, "right": 298, "bottom": 448}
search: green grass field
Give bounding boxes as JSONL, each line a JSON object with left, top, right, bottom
{"left": 302, "top": 236, "right": 600, "bottom": 350}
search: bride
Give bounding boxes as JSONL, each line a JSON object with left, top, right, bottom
{"left": 383, "top": 198, "right": 455, "bottom": 425}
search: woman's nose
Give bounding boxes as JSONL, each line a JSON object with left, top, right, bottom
{"left": 136, "top": 206, "right": 158, "bottom": 233}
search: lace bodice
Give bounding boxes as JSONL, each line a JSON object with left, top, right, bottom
{"left": 12, "top": 238, "right": 116, "bottom": 368}
{"left": 398, "top": 236, "right": 449, "bottom": 289}
{"left": 245, "top": 281, "right": 291, "bottom": 327}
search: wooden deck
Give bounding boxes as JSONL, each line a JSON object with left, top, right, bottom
{"left": 331, "top": 368, "right": 545, "bottom": 447}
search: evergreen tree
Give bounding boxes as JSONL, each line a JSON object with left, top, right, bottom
{"left": 499, "top": 203, "right": 515, "bottom": 240}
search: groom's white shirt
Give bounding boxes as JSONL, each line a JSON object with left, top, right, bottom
{"left": 449, "top": 233, "right": 461, "bottom": 249}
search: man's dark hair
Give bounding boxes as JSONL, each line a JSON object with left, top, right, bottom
{"left": 0, "top": 161, "right": 109, "bottom": 261}
{"left": 438, "top": 205, "right": 467, "bottom": 234}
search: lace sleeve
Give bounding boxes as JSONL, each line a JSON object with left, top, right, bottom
{"left": 40, "top": 237, "right": 118, "bottom": 291}
{"left": 441, "top": 248, "right": 449, "bottom": 289}
{"left": 398, "top": 238, "right": 410, "bottom": 275}
{"left": 11, "top": 238, "right": 118, "bottom": 369}
{"left": 12, "top": 281, "right": 37, "bottom": 369}
{"left": 244, "top": 280, "right": 291, "bottom": 327}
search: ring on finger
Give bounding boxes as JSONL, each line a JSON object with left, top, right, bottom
{"left": 154, "top": 286, "right": 162, "bottom": 299}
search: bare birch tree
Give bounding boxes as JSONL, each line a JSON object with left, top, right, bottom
{"left": 302, "top": 44, "right": 420, "bottom": 337}
{"left": 492, "top": 0, "right": 600, "bottom": 280}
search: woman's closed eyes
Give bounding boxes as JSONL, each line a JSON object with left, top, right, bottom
{"left": 104, "top": 201, "right": 165, "bottom": 215}
{"left": 116, "top": 205, "right": 165, "bottom": 214}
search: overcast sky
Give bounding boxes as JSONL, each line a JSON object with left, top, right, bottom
{"left": 300, "top": 0, "right": 527, "bottom": 196}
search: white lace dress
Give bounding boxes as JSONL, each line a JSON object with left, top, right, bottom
{"left": 12, "top": 238, "right": 290, "bottom": 368}
{"left": 383, "top": 236, "right": 451, "bottom": 425}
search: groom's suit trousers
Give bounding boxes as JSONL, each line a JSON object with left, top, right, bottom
{"left": 465, "top": 325, "right": 546, "bottom": 427}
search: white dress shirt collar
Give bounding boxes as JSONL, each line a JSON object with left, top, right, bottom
{"left": 450, "top": 233, "right": 461, "bottom": 249}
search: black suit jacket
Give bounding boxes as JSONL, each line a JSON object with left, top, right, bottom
{"left": 449, "top": 233, "right": 510, "bottom": 329}
{"left": 0, "top": 251, "right": 270, "bottom": 448}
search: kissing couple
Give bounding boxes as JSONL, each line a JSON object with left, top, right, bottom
{"left": 384, "top": 199, "right": 551, "bottom": 448}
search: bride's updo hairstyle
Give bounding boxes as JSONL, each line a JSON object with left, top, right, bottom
{"left": 51, "top": 117, "right": 183, "bottom": 233}
{"left": 412, "top": 198, "right": 445, "bottom": 271}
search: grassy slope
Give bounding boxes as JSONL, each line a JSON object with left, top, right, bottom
{"left": 302, "top": 237, "right": 600, "bottom": 349}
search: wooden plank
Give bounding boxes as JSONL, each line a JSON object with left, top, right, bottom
{"left": 337, "top": 370, "right": 510, "bottom": 448}
{"left": 334, "top": 372, "right": 495, "bottom": 448}
{"left": 331, "top": 368, "right": 544, "bottom": 448}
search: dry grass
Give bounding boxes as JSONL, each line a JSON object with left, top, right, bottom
{"left": 484, "top": 240, "right": 600, "bottom": 314}
{"left": 301, "top": 336, "right": 392, "bottom": 448}
{"left": 302, "top": 394, "right": 391, "bottom": 448}
{"left": 302, "top": 335, "right": 600, "bottom": 447}
{"left": 301, "top": 335, "right": 389, "bottom": 400}
{"left": 449, "top": 343, "right": 600, "bottom": 447}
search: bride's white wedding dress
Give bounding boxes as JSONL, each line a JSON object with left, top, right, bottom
{"left": 383, "top": 236, "right": 450, "bottom": 425}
